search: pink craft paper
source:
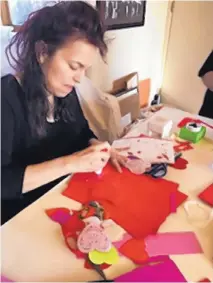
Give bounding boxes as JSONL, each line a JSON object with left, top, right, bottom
{"left": 145, "top": 231, "right": 202, "bottom": 256}
{"left": 113, "top": 233, "right": 132, "bottom": 249}
{"left": 115, "top": 257, "right": 187, "bottom": 282}
{"left": 0, "top": 275, "right": 14, "bottom": 282}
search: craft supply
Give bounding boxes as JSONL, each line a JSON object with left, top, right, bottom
{"left": 145, "top": 163, "right": 167, "bottom": 179}
{"left": 145, "top": 231, "right": 202, "bottom": 257}
{"left": 112, "top": 137, "right": 175, "bottom": 164}
{"left": 45, "top": 206, "right": 112, "bottom": 273}
{"left": 119, "top": 238, "right": 149, "bottom": 263}
{"left": 45, "top": 207, "right": 71, "bottom": 224}
{"left": 79, "top": 201, "right": 106, "bottom": 221}
{"left": 118, "top": 238, "right": 170, "bottom": 264}
{"left": 113, "top": 233, "right": 132, "bottom": 249}
{"left": 198, "top": 278, "right": 211, "bottom": 282}
{"left": 95, "top": 169, "right": 103, "bottom": 175}
{"left": 174, "top": 140, "right": 193, "bottom": 152}
{"left": 178, "top": 117, "right": 213, "bottom": 130}
{"left": 125, "top": 158, "right": 151, "bottom": 175}
{"left": 186, "top": 122, "right": 202, "bottom": 132}
{"left": 198, "top": 183, "right": 213, "bottom": 207}
{"left": 171, "top": 157, "right": 188, "bottom": 170}
{"left": 63, "top": 164, "right": 188, "bottom": 239}
{"left": 87, "top": 256, "right": 108, "bottom": 281}
{"left": 0, "top": 275, "right": 14, "bottom": 282}
{"left": 89, "top": 246, "right": 119, "bottom": 265}
{"left": 115, "top": 257, "right": 187, "bottom": 282}
{"left": 179, "top": 123, "right": 206, "bottom": 143}
{"left": 174, "top": 151, "right": 182, "bottom": 160}
{"left": 148, "top": 117, "right": 173, "bottom": 138}
{"left": 77, "top": 223, "right": 111, "bottom": 253}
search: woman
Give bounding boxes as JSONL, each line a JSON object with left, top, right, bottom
{"left": 198, "top": 50, "right": 213, "bottom": 119}
{"left": 1, "top": 1, "right": 126, "bottom": 224}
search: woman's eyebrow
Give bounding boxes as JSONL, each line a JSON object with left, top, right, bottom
{"left": 71, "top": 60, "right": 85, "bottom": 68}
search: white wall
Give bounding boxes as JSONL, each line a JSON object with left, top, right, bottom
{"left": 161, "top": 1, "right": 213, "bottom": 114}
{"left": 88, "top": 1, "right": 169, "bottom": 103}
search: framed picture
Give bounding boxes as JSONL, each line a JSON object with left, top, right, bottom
{"left": 96, "top": 1, "right": 146, "bottom": 31}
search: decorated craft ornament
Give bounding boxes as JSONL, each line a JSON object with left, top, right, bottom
{"left": 77, "top": 223, "right": 111, "bottom": 253}
{"left": 89, "top": 246, "right": 119, "bottom": 265}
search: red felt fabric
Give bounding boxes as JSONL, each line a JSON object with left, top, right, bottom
{"left": 198, "top": 184, "right": 213, "bottom": 207}
{"left": 119, "top": 238, "right": 149, "bottom": 263}
{"left": 198, "top": 279, "right": 211, "bottom": 282}
{"left": 170, "top": 157, "right": 188, "bottom": 170}
{"left": 62, "top": 164, "right": 188, "bottom": 239}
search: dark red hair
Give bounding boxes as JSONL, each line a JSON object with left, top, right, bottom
{"left": 6, "top": 1, "right": 107, "bottom": 138}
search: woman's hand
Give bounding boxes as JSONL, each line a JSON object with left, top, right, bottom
{"left": 89, "top": 138, "right": 128, "bottom": 173}
{"left": 110, "top": 148, "right": 128, "bottom": 173}
{"left": 65, "top": 142, "right": 111, "bottom": 173}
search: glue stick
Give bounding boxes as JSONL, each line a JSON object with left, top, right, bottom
{"left": 95, "top": 168, "right": 103, "bottom": 175}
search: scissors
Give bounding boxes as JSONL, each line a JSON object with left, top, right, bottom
{"left": 145, "top": 163, "right": 168, "bottom": 178}
{"left": 145, "top": 152, "right": 182, "bottom": 179}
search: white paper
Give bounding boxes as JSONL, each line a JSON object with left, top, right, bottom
{"left": 113, "top": 137, "right": 175, "bottom": 164}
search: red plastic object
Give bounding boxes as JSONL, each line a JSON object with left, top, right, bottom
{"left": 62, "top": 164, "right": 188, "bottom": 239}
{"left": 198, "top": 184, "right": 213, "bottom": 207}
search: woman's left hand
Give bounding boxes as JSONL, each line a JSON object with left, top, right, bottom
{"left": 110, "top": 148, "right": 128, "bottom": 173}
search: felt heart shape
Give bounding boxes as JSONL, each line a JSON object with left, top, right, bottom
{"left": 171, "top": 157, "right": 188, "bottom": 170}
{"left": 89, "top": 246, "right": 119, "bottom": 265}
{"left": 77, "top": 223, "right": 111, "bottom": 253}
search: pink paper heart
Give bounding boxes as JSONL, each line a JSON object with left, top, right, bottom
{"left": 77, "top": 223, "right": 111, "bottom": 253}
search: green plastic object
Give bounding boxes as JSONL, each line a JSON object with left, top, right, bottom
{"left": 179, "top": 126, "right": 206, "bottom": 143}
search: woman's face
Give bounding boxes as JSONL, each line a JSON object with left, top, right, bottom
{"left": 40, "top": 39, "right": 98, "bottom": 97}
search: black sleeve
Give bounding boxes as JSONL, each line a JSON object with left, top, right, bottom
{"left": 1, "top": 89, "right": 26, "bottom": 200}
{"left": 198, "top": 50, "right": 213, "bottom": 77}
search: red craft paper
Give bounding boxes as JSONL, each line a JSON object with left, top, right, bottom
{"left": 119, "top": 238, "right": 149, "bottom": 263}
{"left": 198, "top": 184, "right": 213, "bottom": 207}
{"left": 170, "top": 157, "right": 188, "bottom": 170}
{"left": 84, "top": 260, "right": 111, "bottom": 270}
{"left": 174, "top": 140, "right": 193, "bottom": 152}
{"left": 45, "top": 208, "right": 111, "bottom": 270}
{"left": 178, "top": 117, "right": 213, "bottom": 130}
{"left": 63, "top": 164, "right": 188, "bottom": 239}
{"left": 198, "top": 278, "right": 211, "bottom": 282}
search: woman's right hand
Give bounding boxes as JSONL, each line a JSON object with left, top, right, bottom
{"left": 64, "top": 142, "right": 111, "bottom": 173}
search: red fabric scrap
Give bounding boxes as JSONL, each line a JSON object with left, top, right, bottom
{"left": 198, "top": 183, "right": 213, "bottom": 207}
{"left": 119, "top": 238, "right": 149, "bottom": 264}
{"left": 63, "top": 164, "right": 188, "bottom": 239}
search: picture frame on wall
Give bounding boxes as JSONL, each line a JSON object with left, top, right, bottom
{"left": 96, "top": 1, "right": 146, "bottom": 31}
